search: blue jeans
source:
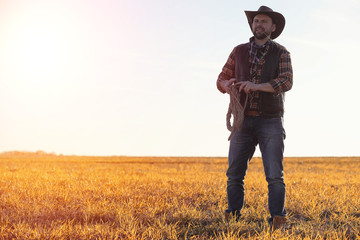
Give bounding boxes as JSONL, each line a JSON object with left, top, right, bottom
{"left": 226, "top": 116, "right": 287, "bottom": 218}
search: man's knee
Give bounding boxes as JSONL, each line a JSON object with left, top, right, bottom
{"left": 266, "top": 176, "right": 285, "bottom": 186}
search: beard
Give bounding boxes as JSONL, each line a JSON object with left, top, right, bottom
{"left": 253, "top": 28, "right": 271, "bottom": 40}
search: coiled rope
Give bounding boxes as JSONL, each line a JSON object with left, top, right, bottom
{"left": 226, "top": 87, "right": 248, "bottom": 141}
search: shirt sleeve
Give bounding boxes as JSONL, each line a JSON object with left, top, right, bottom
{"left": 269, "top": 49, "right": 293, "bottom": 94}
{"left": 216, "top": 47, "right": 236, "bottom": 93}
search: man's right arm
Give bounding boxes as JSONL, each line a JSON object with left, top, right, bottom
{"left": 217, "top": 47, "right": 236, "bottom": 94}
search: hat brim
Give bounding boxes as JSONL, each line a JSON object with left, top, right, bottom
{"left": 244, "top": 10, "right": 285, "bottom": 39}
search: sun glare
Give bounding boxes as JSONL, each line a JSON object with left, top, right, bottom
{"left": 10, "top": 25, "right": 64, "bottom": 77}
{"left": 2, "top": 2, "right": 73, "bottom": 83}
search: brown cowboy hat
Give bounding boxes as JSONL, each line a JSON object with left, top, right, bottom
{"left": 244, "top": 6, "right": 285, "bottom": 39}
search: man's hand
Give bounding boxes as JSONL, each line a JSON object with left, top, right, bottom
{"left": 235, "top": 81, "right": 275, "bottom": 94}
{"left": 235, "top": 81, "right": 257, "bottom": 94}
{"left": 219, "top": 78, "right": 236, "bottom": 94}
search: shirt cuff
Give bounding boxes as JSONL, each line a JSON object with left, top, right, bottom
{"left": 217, "top": 80, "right": 227, "bottom": 94}
{"left": 269, "top": 79, "right": 282, "bottom": 95}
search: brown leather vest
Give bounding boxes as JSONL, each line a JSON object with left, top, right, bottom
{"left": 234, "top": 42, "right": 284, "bottom": 118}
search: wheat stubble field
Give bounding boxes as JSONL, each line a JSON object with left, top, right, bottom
{"left": 0, "top": 152, "right": 359, "bottom": 239}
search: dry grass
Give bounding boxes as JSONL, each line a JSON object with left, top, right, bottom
{"left": 0, "top": 152, "right": 359, "bottom": 239}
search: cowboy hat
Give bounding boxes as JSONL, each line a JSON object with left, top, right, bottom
{"left": 244, "top": 6, "right": 285, "bottom": 39}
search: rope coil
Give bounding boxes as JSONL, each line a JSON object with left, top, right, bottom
{"left": 226, "top": 87, "right": 248, "bottom": 141}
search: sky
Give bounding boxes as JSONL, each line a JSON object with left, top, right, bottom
{"left": 0, "top": 0, "right": 359, "bottom": 157}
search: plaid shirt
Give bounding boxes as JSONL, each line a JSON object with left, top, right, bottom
{"left": 217, "top": 37, "right": 293, "bottom": 111}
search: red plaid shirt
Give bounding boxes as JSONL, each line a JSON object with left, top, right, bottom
{"left": 217, "top": 38, "right": 293, "bottom": 111}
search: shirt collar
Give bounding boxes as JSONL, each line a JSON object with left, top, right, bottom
{"left": 249, "top": 37, "right": 272, "bottom": 65}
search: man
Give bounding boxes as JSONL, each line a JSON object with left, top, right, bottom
{"left": 216, "top": 6, "right": 293, "bottom": 229}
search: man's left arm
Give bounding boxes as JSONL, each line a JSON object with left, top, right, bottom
{"left": 268, "top": 50, "right": 293, "bottom": 94}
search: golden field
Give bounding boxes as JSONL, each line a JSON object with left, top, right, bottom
{"left": 0, "top": 152, "right": 359, "bottom": 239}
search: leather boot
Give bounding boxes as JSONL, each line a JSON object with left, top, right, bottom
{"left": 272, "top": 215, "right": 288, "bottom": 230}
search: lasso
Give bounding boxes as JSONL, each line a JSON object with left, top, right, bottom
{"left": 226, "top": 87, "right": 248, "bottom": 141}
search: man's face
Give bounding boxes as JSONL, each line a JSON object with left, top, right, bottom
{"left": 251, "top": 14, "right": 276, "bottom": 40}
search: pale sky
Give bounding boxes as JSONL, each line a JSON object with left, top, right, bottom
{"left": 0, "top": 0, "right": 359, "bottom": 157}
